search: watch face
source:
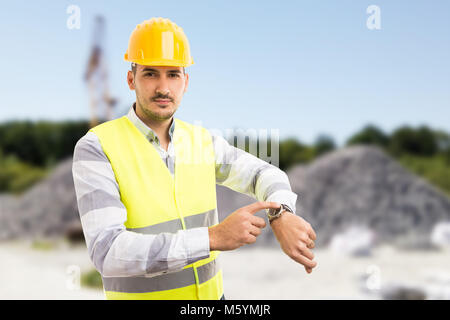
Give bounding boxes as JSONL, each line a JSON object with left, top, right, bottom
{"left": 268, "top": 207, "right": 281, "bottom": 217}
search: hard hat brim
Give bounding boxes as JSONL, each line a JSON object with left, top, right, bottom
{"left": 124, "top": 58, "right": 194, "bottom": 67}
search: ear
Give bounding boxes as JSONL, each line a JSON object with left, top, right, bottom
{"left": 183, "top": 73, "right": 189, "bottom": 93}
{"left": 127, "top": 70, "right": 135, "bottom": 90}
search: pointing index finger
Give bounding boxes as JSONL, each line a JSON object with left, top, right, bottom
{"left": 246, "top": 201, "right": 281, "bottom": 215}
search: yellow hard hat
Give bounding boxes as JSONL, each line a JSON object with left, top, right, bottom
{"left": 124, "top": 17, "right": 194, "bottom": 67}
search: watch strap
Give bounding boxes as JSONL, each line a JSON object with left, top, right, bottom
{"left": 268, "top": 203, "right": 293, "bottom": 223}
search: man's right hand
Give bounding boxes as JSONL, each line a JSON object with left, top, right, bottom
{"left": 208, "top": 201, "right": 281, "bottom": 251}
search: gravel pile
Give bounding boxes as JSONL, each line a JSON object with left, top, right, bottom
{"left": 288, "top": 145, "right": 450, "bottom": 249}
{"left": 0, "top": 158, "right": 79, "bottom": 241}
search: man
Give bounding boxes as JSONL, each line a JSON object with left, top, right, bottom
{"left": 72, "top": 17, "right": 317, "bottom": 300}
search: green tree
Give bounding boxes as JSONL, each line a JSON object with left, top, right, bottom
{"left": 433, "top": 129, "right": 450, "bottom": 164}
{"left": 0, "top": 152, "right": 48, "bottom": 194}
{"left": 0, "top": 120, "right": 89, "bottom": 167}
{"left": 388, "top": 125, "right": 438, "bottom": 157}
{"left": 346, "top": 124, "right": 389, "bottom": 147}
{"left": 279, "top": 137, "right": 315, "bottom": 171}
{"left": 314, "top": 134, "right": 336, "bottom": 157}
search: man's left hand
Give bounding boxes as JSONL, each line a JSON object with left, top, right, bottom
{"left": 270, "top": 211, "right": 317, "bottom": 274}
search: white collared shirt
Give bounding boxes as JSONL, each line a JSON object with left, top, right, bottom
{"left": 72, "top": 103, "right": 298, "bottom": 278}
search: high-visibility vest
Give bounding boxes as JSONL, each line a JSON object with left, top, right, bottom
{"left": 89, "top": 115, "right": 223, "bottom": 300}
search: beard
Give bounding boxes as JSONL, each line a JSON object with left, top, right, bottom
{"left": 136, "top": 93, "right": 177, "bottom": 121}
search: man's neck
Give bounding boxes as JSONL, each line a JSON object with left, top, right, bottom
{"left": 135, "top": 104, "right": 172, "bottom": 150}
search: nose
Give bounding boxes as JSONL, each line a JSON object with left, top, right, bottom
{"left": 155, "top": 77, "right": 170, "bottom": 97}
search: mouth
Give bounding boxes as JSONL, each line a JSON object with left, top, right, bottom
{"left": 154, "top": 99, "right": 171, "bottom": 105}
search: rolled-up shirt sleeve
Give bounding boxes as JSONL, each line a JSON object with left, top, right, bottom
{"left": 211, "top": 131, "right": 298, "bottom": 215}
{"left": 72, "top": 131, "right": 210, "bottom": 278}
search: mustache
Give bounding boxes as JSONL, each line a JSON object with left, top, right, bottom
{"left": 152, "top": 94, "right": 173, "bottom": 101}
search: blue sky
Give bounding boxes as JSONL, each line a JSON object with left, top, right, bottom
{"left": 0, "top": 0, "right": 449, "bottom": 147}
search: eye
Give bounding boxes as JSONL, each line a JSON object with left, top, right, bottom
{"left": 144, "top": 72, "right": 156, "bottom": 77}
{"left": 169, "top": 73, "right": 180, "bottom": 78}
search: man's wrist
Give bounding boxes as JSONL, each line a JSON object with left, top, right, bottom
{"left": 208, "top": 226, "right": 217, "bottom": 251}
{"left": 268, "top": 203, "right": 293, "bottom": 224}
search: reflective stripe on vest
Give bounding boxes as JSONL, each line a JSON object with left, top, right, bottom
{"left": 90, "top": 116, "right": 222, "bottom": 300}
{"left": 127, "top": 208, "right": 218, "bottom": 234}
{"left": 103, "top": 253, "right": 220, "bottom": 293}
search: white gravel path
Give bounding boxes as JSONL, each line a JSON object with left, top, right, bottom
{"left": 220, "top": 245, "right": 450, "bottom": 300}
{"left": 0, "top": 241, "right": 104, "bottom": 300}
{"left": 1, "top": 241, "right": 449, "bottom": 300}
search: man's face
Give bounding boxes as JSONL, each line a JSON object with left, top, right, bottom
{"left": 127, "top": 64, "right": 189, "bottom": 121}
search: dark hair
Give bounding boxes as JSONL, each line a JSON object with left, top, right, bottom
{"left": 131, "top": 63, "right": 185, "bottom": 75}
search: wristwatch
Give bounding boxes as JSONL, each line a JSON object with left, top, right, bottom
{"left": 267, "top": 203, "right": 293, "bottom": 224}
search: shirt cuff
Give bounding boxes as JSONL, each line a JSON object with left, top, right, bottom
{"left": 265, "top": 190, "right": 298, "bottom": 215}
{"left": 185, "top": 227, "right": 211, "bottom": 263}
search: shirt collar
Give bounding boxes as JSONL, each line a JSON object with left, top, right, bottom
{"left": 126, "top": 102, "right": 175, "bottom": 143}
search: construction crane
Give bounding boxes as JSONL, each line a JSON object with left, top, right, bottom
{"left": 84, "top": 15, "right": 117, "bottom": 128}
